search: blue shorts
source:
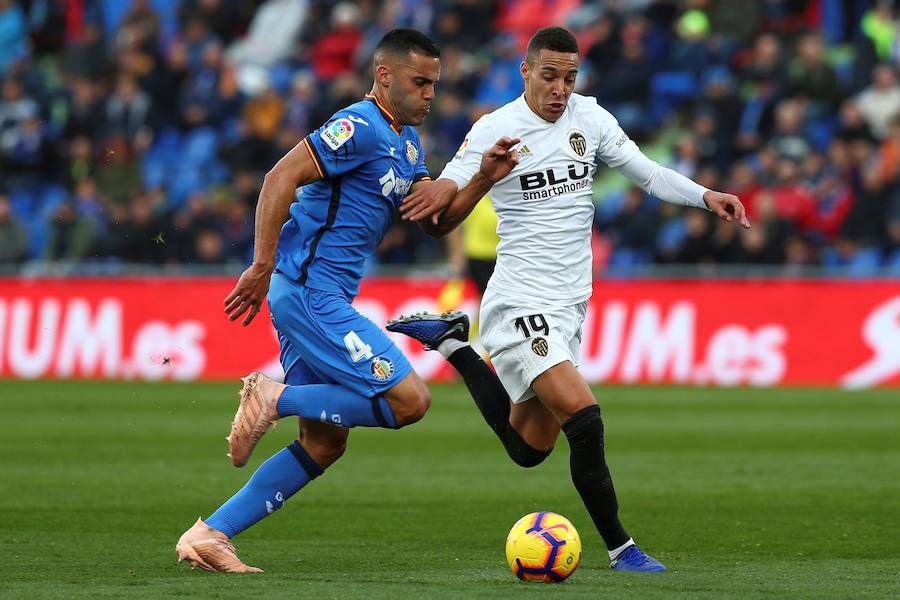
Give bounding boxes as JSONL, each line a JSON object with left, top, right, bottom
{"left": 267, "top": 272, "right": 412, "bottom": 397}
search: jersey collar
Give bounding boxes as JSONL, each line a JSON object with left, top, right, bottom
{"left": 365, "top": 93, "right": 403, "bottom": 134}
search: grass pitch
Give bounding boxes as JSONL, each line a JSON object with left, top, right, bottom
{"left": 1, "top": 381, "right": 898, "bottom": 599}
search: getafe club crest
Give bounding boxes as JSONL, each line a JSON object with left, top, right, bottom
{"left": 371, "top": 356, "right": 395, "bottom": 381}
{"left": 405, "top": 140, "right": 419, "bottom": 164}
{"left": 568, "top": 130, "right": 587, "bottom": 156}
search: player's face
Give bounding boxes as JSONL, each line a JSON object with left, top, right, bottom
{"left": 390, "top": 52, "right": 441, "bottom": 126}
{"left": 521, "top": 49, "right": 579, "bottom": 123}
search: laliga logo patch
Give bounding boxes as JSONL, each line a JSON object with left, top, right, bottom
{"left": 371, "top": 356, "right": 395, "bottom": 381}
{"left": 405, "top": 140, "right": 419, "bottom": 164}
{"left": 321, "top": 118, "right": 355, "bottom": 150}
{"left": 531, "top": 337, "right": 549, "bottom": 357}
{"left": 453, "top": 137, "right": 469, "bottom": 160}
{"left": 568, "top": 130, "right": 587, "bottom": 156}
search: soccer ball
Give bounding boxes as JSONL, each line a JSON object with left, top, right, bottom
{"left": 505, "top": 511, "right": 581, "bottom": 582}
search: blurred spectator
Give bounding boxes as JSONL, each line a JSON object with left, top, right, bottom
{"left": 220, "top": 199, "right": 253, "bottom": 261}
{"left": 584, "top": 13, "right": 620, "bottom": 75}
{"left": 117, "top": 0, "right": 161, "bottom": 52}
{"left": 473, "top": 34, "right": 523, "bottom": 111}
{"left": 1, "top": 113, "right": 58, "bottom": 187}
{"left": 181, "top": 0, "right": 242, "bottom": 46}
{"left": 114, "top": 194, "right": 166, "bottom": 263}
{"left": 72, "top": 178, "right": 107, "bottom": 237}
{"left": 96, "top": 135, "right": 142, "bottom": 206}
{"left": 436, "top": 0, "right": 496, "bottom": 49}
{"left": 311, "top": 2, "right": 363, "bottom": 82}
{"left": 788, "top": 32, "right": 841, "bottom": 113}
{"left": 228, "top": 0, "right": 308, "bottom": 95}
{"left": 593, "top": 16, "right": 653, "bottom": 133}
{"left": 64, "top": 135, "right": 97, "bottom": 186}
{"left": 63, "top": 21, "right": 111, "bottom": 81}
{"left": 835, "top": 98, "right": 875, "bottom": 143}
{"left": 855, "top": 64, "right": 900, "bottom": 139}
{"left": 842, "top": 160, "right": 893, "bottom": 246}
{"left": 879, "top": 115, "right": 900, "bottom": 183}
{"left": 45, "top": 202, "right": 95, "bottom": 262}
{"left": 195, "top": 229, "right": 227, "bottom": 264}
{"left": 0, "top": 77, "right": 38, "bottom": 136}
{"left": 178, "top": 40, "right": 226, "bottom": 129}
{"left": 735, "top": 193, "right": 788, "bottom": 264}
{"left": 768, "top": 99, "right": 812, "bottom": 161}
{"left": 282, "top": 71, "right": 317, "bottom": 136}
{"left": 860, "top": 0, "right": 898, "bottom": 61}
{"left": 63, "top": 77, "right": 105, "bottom": 140}
{"left": 597, "top": 186, "right": 658, "bottom": 259}
{"left": 0, "top": 193, "right": 27, "bottom": 264}
{"left": 105, "top": 75, "right": 154, "bottom": 140}
{"left": 740, "top": 33, "right": 789, "bottom": 93}
{"left": 0, "top": 0, "right": 29, "bottom": 75}
{"left": 668, "top": 8, "right": 713, "bottom": 77}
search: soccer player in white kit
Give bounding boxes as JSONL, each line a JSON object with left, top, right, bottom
{"left": 389, "top": 27, "right": 750, "bottom": 572}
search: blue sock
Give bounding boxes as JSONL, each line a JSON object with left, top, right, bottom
{"left": 206, "top": 441, "right": 323, "bottom": 538}
{"left": 276, "top": 384, "right": 397, "bottom": 429}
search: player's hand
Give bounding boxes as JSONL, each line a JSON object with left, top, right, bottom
{"left": 478, "top": 136, "right": 520, "bottom": 183}
{"left": 224, "top": 263, "right": 272, "bottom": 326}
{"left": 703, "top": 190, "right": 751, "bottom": 229}
{"left": 400, "top": 179, "right": 458, "bottom": 223}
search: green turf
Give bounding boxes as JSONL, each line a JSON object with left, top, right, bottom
{"left": 1, "top": 381, "right": 898, "bottom": 599}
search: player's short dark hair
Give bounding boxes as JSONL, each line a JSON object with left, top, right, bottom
{"left": 526, "top": 27, "right": 579, "bottom": 63}
{"left": 374, "top": 28, "right": 440, "bottom": 61}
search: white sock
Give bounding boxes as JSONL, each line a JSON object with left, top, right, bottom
{"left": 436, "top": 338, "right": 468, "bottom": 358}
{"left": 609, "top": 538, "right": 635, "bottom": 561}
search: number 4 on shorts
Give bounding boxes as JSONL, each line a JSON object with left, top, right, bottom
{"left": 344, "top": 330, "right": 373, "bottom": 362}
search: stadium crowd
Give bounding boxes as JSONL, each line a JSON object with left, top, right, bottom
{"left": 0, "top": 0, "right": 899, "bottom": 274}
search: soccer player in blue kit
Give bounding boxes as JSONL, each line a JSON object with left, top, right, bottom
{"left": 175, "top": 29, "right": 516, "bottom": 573}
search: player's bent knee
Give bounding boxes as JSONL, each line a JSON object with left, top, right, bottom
{"left": 505, "top": 426, "right": 553, "bottom": 468}
{"left": 510, "top": 444, "right": 553, "bottom": 468}
{"left": 391, "top": 388, "right": 431, "bottom": 428}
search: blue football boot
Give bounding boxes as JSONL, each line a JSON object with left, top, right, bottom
{"left": 610, "top": 545, "right": 667, "bottom": 572}
{"left": 386, "top": 311, "right": 470, "bottom": 350}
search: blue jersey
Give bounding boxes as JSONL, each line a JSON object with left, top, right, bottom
{"left": 275, "top": 95, "right": 430, "bottom": 299}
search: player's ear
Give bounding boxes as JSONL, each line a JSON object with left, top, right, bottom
{"left": 520, "top": 60, "right": 529, "bottom": 81}
{"left": 375, "top": 64, "right": 392, "bottom": 88}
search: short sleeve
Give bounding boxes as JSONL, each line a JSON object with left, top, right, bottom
{"left": 411, "top": 135, "right": 430, "bottom": 183}
{"left": 439, "top": 116, "right": 495, "bottom": 189}
{"left": 590, "top": 102, "right": 639, "bottom": 168}
{"left": 305, "top": 111, "right": 378, "bottom": 179}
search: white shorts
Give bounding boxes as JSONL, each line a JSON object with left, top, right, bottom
{"left": 479, "top": 291, "right": 588, "bottom": 404}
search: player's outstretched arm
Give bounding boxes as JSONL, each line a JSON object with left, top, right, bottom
{"left": 224, "top": 140, "right": 323, "bottom": 326}
{"left": 616, "top": 151, "right": 751, "bottom": 229}
{"left": 403, "top": 136, "right": 520, "bottom": 237}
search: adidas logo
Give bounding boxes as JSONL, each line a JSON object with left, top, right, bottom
{"left": 518, "top": 144, "right": 533, "bottom": 158}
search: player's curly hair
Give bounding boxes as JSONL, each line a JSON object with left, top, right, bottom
{"left": 375, "top": 28, "right": 440, "bottom": 60}
{"left": 526, "top": 27, "right": 579, "bottom": 64}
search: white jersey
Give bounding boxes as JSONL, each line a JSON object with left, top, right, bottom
{"left": 440, "top": 93, "right": 640, "bottom": 305}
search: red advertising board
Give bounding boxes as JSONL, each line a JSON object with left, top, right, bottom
{"left": 0, "top": 277, "right": 898, "bottom": 388}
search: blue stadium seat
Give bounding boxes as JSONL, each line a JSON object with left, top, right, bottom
{"left": 656, "top": 219, "right": 688, "bottom": 255}
{"left": 650, "top": 71, "right": 699, "bottom": 123}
